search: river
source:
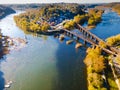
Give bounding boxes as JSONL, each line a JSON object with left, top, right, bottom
{"left": 91, "top": 11, "right": 120, "bottom": 39}
{"left": 0, "top": 10, "right": 120, "bottom": 90}
{"left": 0, "top": 11, "right": 87, "bottom": 90}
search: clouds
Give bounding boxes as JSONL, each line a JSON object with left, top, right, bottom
{"left": 0, "top": 0, "right": 120, "bottom": 4}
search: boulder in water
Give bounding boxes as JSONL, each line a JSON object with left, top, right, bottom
{"left": 75, "top": 43, "right": 82, "bottom": 48}
{"left": 66, "top": 40, "right": 73, "bottom": 45}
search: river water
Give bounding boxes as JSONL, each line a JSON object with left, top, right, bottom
{"left": 0, "top": 10, "right": 120, "bottom": 90}
{"left": 91, "top": 11, "right": 120, "bottom": 39}
{"left": 0, "top": 11, "right": 87, "bottom": 90}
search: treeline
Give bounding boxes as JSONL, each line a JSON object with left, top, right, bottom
{"left": 14, "top": 15, "right": 50, "bottom": 32}
{"left": 104, "top": 3, "right": 120, "bottom": 15}
{"left": 84, "top": 34, "right": 120, "bottom": 90}
{"left": 14, "top": 3, "right": 104, "bottom": 33}
{"left": 84, "top": 46, "right": 118, "bottom": 90}
{"left": 0, "top": 5, "right": 15, "bottom": 19}
{"left": 63, "top": 14, "right": 88, "bottom": 29}
{"left": 63, "top": 8, "right": 104, "bottom": 30}
{"left": 106, "top": 34, "right": 120, "bottom": 66}
{"left": 106, "top": 34, "right": 120, "bottom": 89}
{"left": 14, "top": 3, "right": 85, "bottom": 33}
{"left": 84, "top": 46, "right": 107, "bottom": 90}
{"left": 87, "top": 9, "right": 104, "bottom": 27}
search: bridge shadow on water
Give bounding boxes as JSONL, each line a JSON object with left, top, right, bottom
{"left": 53, "top": 40, "right": 87, "bottom": 90}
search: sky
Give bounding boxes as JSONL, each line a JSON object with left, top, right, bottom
{"left": 0, "top": 0, "right": 120, "bottom": 4}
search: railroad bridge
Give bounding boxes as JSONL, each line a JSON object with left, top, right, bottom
{"left": 54, "top": 23, "right": 119, "bottom": 56}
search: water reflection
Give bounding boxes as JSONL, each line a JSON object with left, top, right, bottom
{"left": 55, "top": 38, "right": 87, "bottom": 90}
{"left": 0, "top": 71, "right": 5, "bottom": 90}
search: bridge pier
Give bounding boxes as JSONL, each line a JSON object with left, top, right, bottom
{"left": 70, "top": 33, "right": 73, "bottom": 37}
{"left": 91, "top": 36, "right": 94, "bottom": 40}
{"left": 82, "top": 30, "right": 84, "bottom": 33}
{"left": 63, "top": 30, "right": 66, "bottom": 35}
{"left": 84, "top": 40, "right": 87, "bottom": 45}
{"left": 94, "top": 39, "right": 98, "bottom": 44}
{"left": 79, "top": 28, "right": 82, "bottom": 32}
{"left": 83, "top": 31, "right": 85, "bottom": 35}
{"left": 66, "top": 32, "right": 70, "bottom": 36}
{"left": 76, "top": 37, "right": 79, "bottom": 41}
{"left": 84, "top": 32, "right": 88, "bottom": 36}
{"left": 82, "top": 30, "right": 89, "bottom": 37}
{"left": 71, "top": 34, "right": 73, "bottom": 37}
{"left": 86, "top": 34, "right": 90, "bottom": 38}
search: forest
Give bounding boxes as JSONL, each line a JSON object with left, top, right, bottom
{"left": 14, "top": 3, "right": 104, "bottom": 33}
{"left": 14, "top": 3, "right": 85, "bottom": 32}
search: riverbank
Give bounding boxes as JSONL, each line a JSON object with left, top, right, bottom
{"left": 84, "top": 46, "right": 107, "bottom": 90}
{"left": 84, "top": 34, "right": 120, "bottom": 90}
{"left": 84, "top": 9, "right": 120, "bottom": 89}
{"left": 0, "top": 29, "right": 27, "bottom": 57}
{"left": 13, "top": 3, "right": 105, "bottom": 34}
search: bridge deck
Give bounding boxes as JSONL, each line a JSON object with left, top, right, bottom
{"left": 77, "top": 24, "right": 103, "bottom": 42}
{"left": 63, "top": 29, "right": 97, "bottom": 45}
{"left": 52, "top": 23, "right": 118, "bottom": 56}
